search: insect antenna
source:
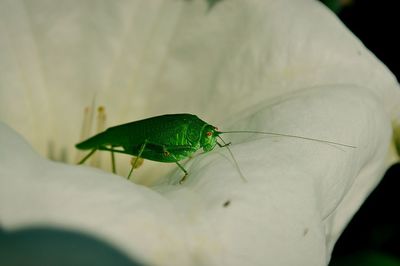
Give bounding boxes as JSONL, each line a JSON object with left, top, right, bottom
{"left": 219, "top": 130, "right": 356, "bottom": 148}
{"left": 217, "top": 136, "right": 247, "bottom": 183}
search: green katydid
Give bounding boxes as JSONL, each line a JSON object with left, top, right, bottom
{"left": 75, "top": 113, "right": 355, "bottom": 183}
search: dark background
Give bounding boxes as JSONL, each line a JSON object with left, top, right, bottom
{"left": 320, "top": 1, "right": 400, "bottom": 265}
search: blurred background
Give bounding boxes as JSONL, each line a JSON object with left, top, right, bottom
{"left": 320, "top": 1, "right": 400, "bottom": 265}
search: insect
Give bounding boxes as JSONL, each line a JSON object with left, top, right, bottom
{"left": 75, "top": 113, "right": 355, "bottom": 183}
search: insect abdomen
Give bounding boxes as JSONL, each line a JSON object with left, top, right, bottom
{"left": 75, "top": 113, "right": 207, "bottom": 151}
{"left": 75, "top": 131, "right": 111, "bottom": 150}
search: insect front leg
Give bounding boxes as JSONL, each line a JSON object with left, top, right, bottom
{"left": 217, "top": 141, "right": 231, "bottom": 148}
{"left": 175, "top": 161, "right": 188, "bottom": 184}
{"left": 163, "top": 145, "right": 196, "bottom": 184}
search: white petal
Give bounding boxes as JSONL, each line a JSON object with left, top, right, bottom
{"left": 1, "top": 1, "right": 399, "bottom": 266}
{"left": 0, "top": 84, "right": 394, "bottom": 265}
{"left": 1, "top": 1, "right": 398, "bottom": 161}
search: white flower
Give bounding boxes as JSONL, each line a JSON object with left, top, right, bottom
{"left": 1, "top": 1, "right": 399, "bottom": 265}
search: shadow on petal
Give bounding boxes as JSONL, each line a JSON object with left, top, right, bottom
{"left": 0, "top": 227, "right": 145, "bottom": 266}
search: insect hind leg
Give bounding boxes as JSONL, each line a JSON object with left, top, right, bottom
{"left": 111, "top": 145, "right": 116, "bottom": 174}
{"left": 78, "top": 148, "right": 97, "bottom": 165}
{"left": 127, "top": 141, "right": 147, "bottom": 180}
{"left": 96, "top": 145, "right": 145, "bottom": 179}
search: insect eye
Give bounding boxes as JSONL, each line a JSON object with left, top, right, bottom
{"left": 206, "top": 131, "right": 212, "bottom": 137}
